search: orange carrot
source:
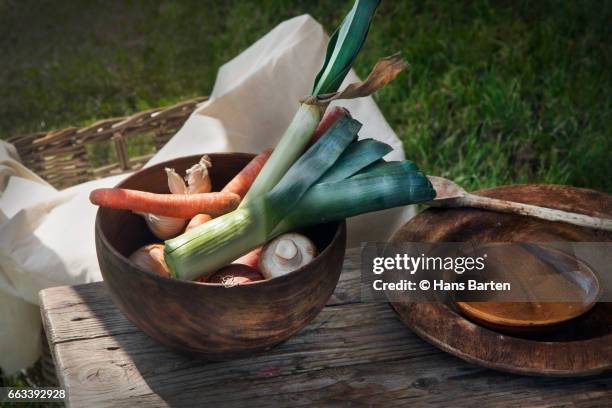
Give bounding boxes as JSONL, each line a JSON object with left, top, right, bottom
{"left": 90, "top": 189, "right": 240, "bottom": 218}
{"left": 309, "top": 106, "right": 351, "bottom": 146}
{"left": 221, "top": 149, "right": 273, "bottom": 198}
{"left": 185, "top": 214, "right": 213, "bottom": 232}
{"left": 186, "top": 150, "right": 273, "bottom": 232}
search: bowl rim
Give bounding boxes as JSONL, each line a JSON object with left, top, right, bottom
{"left": 95, "top": 153, "right": 346, "bottom": 288}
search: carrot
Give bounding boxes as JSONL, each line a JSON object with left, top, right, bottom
{"left": 308, "top": 106, "right": 351, "bottom": 146}
{"left": 185, "top": 213, "right": 213, "bottom": 232}
{"left": 186, "top": 150, "right": 273, "bottom": 229}
{"left": 221, "top": 149, "right": 273, "bottom": 198}
{"left": 90, "top": 188, "right": 240, "bottom": 218}
{"left": 186, "top": 150, "right": 273, "bottom": 232}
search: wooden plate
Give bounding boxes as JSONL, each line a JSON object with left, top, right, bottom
{"left": 390, "top": 184, "right": 612, "bottom": 376}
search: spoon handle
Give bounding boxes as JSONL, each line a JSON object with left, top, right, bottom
{"left": 455, "top": 193, "right": 612, "bottom": 232}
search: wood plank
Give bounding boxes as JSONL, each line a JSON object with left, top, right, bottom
{"left": 48, "top": 332, "right": 612, "bottom": 407}
{"left": 47, "top": 304, "right": 441, "bottom": 407}
{"left": 42, "top": 293, "right": 612, "bottom": 408}
{"left": 40, "top": 248, "right": 612, "bottom": 407}
{"left": 328, "top": 249, "right": 361, "bottom": 306}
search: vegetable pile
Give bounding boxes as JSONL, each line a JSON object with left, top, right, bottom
{"left": 90, "top": 0, "right": 437, "bottom": 283}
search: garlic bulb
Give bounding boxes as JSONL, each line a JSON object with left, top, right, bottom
{"left": 141, "top": 213, "right": 187, "bottom": 240}
{"left": 165, "top": 167, "right": 188, "bottom": 194}
{"left": 259, "top": 233, "right": 317, "bottom": 279}
{"left": 129, "top": 244, "right": 171, "bottom": 277}
{"left": 139, "top": 156, "right": 213, "bottom": 240}
{"left": 185, "top": 155, "right": 212, "bottom": 194}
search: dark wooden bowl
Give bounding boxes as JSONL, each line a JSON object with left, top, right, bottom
{"left": 95, "top": 153, "right": 346, "bottom": 360}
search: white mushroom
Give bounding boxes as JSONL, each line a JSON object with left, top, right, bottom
{"left": 259, "top": 233, "right": 317, "bottom": 279}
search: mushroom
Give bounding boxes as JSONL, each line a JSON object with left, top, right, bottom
{"left": 259, "top": 233, "right": 317, "bottom": 279}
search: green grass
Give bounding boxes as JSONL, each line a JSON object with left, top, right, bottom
{"left": 0, "top": 0, "right": 610, "bottom": 391}
{"left": 1, "top": 0, "right": 610, "bottom": 192}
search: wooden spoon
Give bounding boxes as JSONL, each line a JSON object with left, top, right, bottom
{"left": 427, "top": 176, "right": 612, "bottom": 232}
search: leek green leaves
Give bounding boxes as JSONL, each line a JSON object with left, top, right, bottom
{"left": 312, "top": 0, "right": 381, "bottom": 96}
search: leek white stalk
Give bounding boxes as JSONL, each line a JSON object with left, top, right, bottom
{"left": 165, "top": 200, "right": 268, "bottom": 278}
{"left": 241, "top": 103, "right": 321, "bottom": 205}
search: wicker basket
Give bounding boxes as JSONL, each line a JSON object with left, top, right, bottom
{"left": 7, "top": 96, "right": 207, "bottom": 385}
{"left": 7, "top": 96, "right": 207, "bottom": 189}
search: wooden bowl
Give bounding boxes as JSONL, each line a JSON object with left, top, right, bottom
{"left": 95, "top": 153, "right": 346, "bottom": 360}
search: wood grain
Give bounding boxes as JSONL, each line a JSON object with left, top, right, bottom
{"left": 391, "top": 184, "right": 612, "bottom": 377}
{"left": 40, "top": 248, "right": 612, "bottom": 407}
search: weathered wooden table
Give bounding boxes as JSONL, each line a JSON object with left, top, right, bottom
{"left": 40, "top": 249, "right": 611, "bottom": 407}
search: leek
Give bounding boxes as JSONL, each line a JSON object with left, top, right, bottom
{"left": 312, "top": 0, "right": 381, "bottom": 95}
{"left": 351, "top": 160, "right": 420, "bottom": 179}
{"left": 241, "top": 104, "right": 321, "bottom": 205}
{"left": 165, "top": 121, "right": 435, "bottom": 280}
{"left": 265, "top": 116, "right": 361, "bottom": 226}
{"left": 317, "top": 139, "right": 392, "bottom": 183}
{"left": 165, "top": 117, "right": 361, "bottom": 279}
{"left": 163, "top": 0, "right": 434, "bottom": 281}
{"left": 273, "top": 171, "right": 436, "bottom": 235}
{"left": 164, "top": 203, "right": 267, "bottom": 280}
{"left": 241, "top": 0, "right": 381, "bottom": 205}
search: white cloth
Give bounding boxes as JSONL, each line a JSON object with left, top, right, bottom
{"left": 0, "top": 14, "right": 413, "bottom": 375}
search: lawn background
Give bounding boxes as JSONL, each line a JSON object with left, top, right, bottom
{"left": 0, "top": 0, "right": 610, "bottom": 391}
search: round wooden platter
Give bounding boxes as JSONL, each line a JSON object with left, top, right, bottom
{"left": 390, "top": 184, "right": 612, "bottom": 377}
